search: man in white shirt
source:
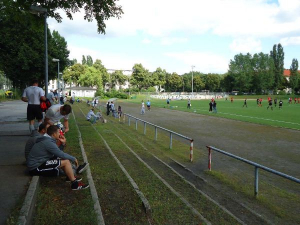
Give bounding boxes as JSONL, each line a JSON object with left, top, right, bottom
{"left": 47, "top": 89, "right": 56, "bottom": 105}
{"left": 44, "top": 104, "right": 72, "bottom": 133}
{"left": 21, "top": 79, "right": 46, "bottom": 133}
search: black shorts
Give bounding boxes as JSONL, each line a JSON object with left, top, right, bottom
{"left": 29, "top": 157, "right": 61, "bottom": 177}
{"left": 27, "top": 104, "right": 43, "bottom": 121}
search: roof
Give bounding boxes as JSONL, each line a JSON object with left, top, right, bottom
{"left": 283, "top": 69, "right": 300, "bottom": 77}
{"left": 65, "top": 86, "right": 97, "bottom": 91}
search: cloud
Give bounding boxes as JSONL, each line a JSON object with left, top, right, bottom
{"left": 68, "top": 45, "right": 152, "bottom": 71}
{"left": 142, "top": 38, "right": 152, "bottom": 44}
{"left": 160, "top": 37, "right": 188, "bottom": 46}
{"left": 280, "top": 37, "right": 300, "bottom": 46}
{"left": 229, "top": 38, "right": 262, "bottom": 53}
{"left": 165, "top": 51, "right": 229, "bottom": 74}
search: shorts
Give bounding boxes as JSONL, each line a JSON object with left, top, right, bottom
{"left": 27, "top": 104, "right": 43, "bottom": 121}
{"left": 29, "top": 157, "right": 61, "bottom": 177}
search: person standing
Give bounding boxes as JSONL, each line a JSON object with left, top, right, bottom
{"left": 274, "top": 98, "right": 277, "bottom": 107}
{"left": 21, "top": 79, "right": 46, "bottom": 133}
{"left": 141, "top": 100, "right": 145, "bottom": 115}
{"left": 187, "top": 99, "right": 191, "bottom": 109}
{"left": 213, "top": 101, "right": 217, "bottom": 113}
{"left": 279, "top": 99, "right": 283, "bottom": 109}
{"left": 166, "top": 98, "right": 170, "bottom": 107}
{"left": 146, "top": 100, "right": 151, "bottom": 111}
{"left": 209, "top": 101, "right": 213, "bottom": 112}
{"left": 267, "top": 98, "right": 273, "bottom": 110}
{"left": 47, "top": 89, "right": 56, "bottom": 105}
{"left": 243, "top": 98, "right": 247, "bottom": 108}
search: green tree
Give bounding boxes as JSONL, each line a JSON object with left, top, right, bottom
{"left": 69, "top": 58, "right": 78, "bottom": 66}
{"left": 82, "top": 55, "right": 87, "bottom": 65}
{"left": 289, "top": 58, "right": 299, "bottom": 93}
{"left": 270, "top": 43, "right": 284, "bottom": 91}
{"left": 62, "top": 63, "right": 85, "bottom": 86}
{"left": 228, "top": 53, "right": 253, "bottom": 92}
{"left": 93, "top": 59, "right": 109, "bottom": 89}
{"left": 193, "top": 75, "right": 205, "bottom": 92}
{"left": 130, "top": 64, "right": 151, "bottom": 91}
{"left": 86, "top": 55, "right": 93, "bottom": 67}
{"left": 8, "top": 0, "right": 123, "bottom": 34}
{"left": 78, "top": 66, "right": 102, "bottom": 88}
{"left": 110, "top": 70, "right": 127, "bottom": 89}
{"left": 0, "top": 2, "right": 69, "bottom": 88}
{"left": 151, "top": 67, "right": 166, "bottom": 91}
{"left": 205, "top": 74, "right": 221, "bottom": 91}
{"left": 221, "top": 73, "right": 235, "bottom": 92}
{"left": 166, "top": 73, "right": 182, "bottom": 92}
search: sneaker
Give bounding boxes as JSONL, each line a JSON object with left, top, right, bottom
{"left": 66, "top": 176, "right": 82, "bottom": 182}
{"left": 76, "top": 162, "right": 89, "bottom": 174}
{"left": 71, "top": 181, "right": 89, "bottom": 190}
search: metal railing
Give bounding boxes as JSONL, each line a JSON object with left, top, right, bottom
{"left": 124, "top": 113, "right": 194, "bottom": 162}
{"left": 206, "top": 146, "right": 300, "bottom": 196}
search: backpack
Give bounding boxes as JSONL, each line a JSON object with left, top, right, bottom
{"left": 40, "top": 98, "right": 52, "bottom": 112}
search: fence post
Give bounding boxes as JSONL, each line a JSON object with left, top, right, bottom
{"left": 255, "top": 167, "right": 259, "bottom": 197}
{"left": 155, "top": 126, "right": 157, "bottom": 141}
{"left": 135, "top": 119, "right": 138, "bottom": 130}
{"left": 123, "top": 114, "right": 125, "bottom": 123}
{"left": 128, "top": 117, "right": 130, "bottom": 126}
{"left": 190, "top": 140, "right": 193, "bottom": 162}
{"left": 208, "top": 147, "right": 212, "bottom": 171}
{"left": 169, "top": 132, "right": 172, "bottom": 149}
{"left": 144, "top": 122, "right": 146, "bottom": 135}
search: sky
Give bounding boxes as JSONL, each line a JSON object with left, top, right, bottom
{"left": 48, "top": 0, "right": 300, "bottom": 75}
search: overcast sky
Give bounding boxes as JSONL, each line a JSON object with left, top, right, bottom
{"left": 48, "top": 0, "right": 300, "bottom": 74}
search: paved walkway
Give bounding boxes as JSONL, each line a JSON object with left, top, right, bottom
{"left": 0, "top": 100, "right": 31, "bottom": 225}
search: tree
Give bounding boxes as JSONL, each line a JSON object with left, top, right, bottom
{"left": 86, "top": 55, "right": 93, "bottom": 67}
{"left": 228, "top": 53, "right": 253, "bottom": 92}
{"left": 110, "top": 70, "right": 127, "bottom": 89}
{"left": 205, "top": 74, "right": 221, "bottom": 91}
{"left": 69, "top": 58, "right": 78, "bottom": 66}
{"left": 270, "top": 43, "right": 284, "bottom": 91}
{"left": 166, "top": 73, "right": 182, "bottom": 92}
{"left": 130, "top": 64, "right": 151, "bottom": 91}
{"left": 93, "top": 59, "right": 109, "bottom": 89}
{"left": 8, "top": 0, "right": 123, "bottom": 34}
{"left": 151, "top": 67, "right": 166, "bottom": 91}
{"left": 78, "top": 66, "right": 102, "bottom": 88}
{"left": 221, "top": 73, "right": 235, "bottom": 92}
{"left": 193, "top": 75, "right": 205, "bottom": 92}
{"left": 0, "top": 2, "right": 69, "bottom": 89}
{"left": 82, "top": 55, "right": 87, "bottom": 65}
{"left": 62, "top": 63, "right": 85, "bottom": 86}
{"left": 289, "top": 58, "right": 299, "bottom": 93}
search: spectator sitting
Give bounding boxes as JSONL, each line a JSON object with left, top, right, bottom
{"left": 86, "top": 108, "right": 101, "bottom": 124}
{"left": 27, "top": 125, "right": 89, "bottom": 190}
{"left": 25, "top": 123, "right": 49, "bottom": 161}
{"left": 44, "top": 104, "right": 72, "bottom": 133}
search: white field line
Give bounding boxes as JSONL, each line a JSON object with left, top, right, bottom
{"left": 112, "top": 122, "right": 246, "bottom": 225}
{"left": 72, "top": 110, "right": 105, "bottom": 225}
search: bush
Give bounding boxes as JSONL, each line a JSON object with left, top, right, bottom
{"left": 103, "top": 90, "right": 128, "bottom": 99}
{"left": 278, "top": 90, "right": 286, "bottom": 95}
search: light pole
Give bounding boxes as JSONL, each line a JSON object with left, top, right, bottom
{"left": 191, "top": 65, "right": 195, "bottom": 96}
{"left": 30, "top": 5, "right": 48, "bottom": 95}
{"left": 52, "top": 58, "right": 60, "bottom": 90}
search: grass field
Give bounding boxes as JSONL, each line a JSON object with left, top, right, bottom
{"left": 126, "top": 95, "right": 300, "bottom": 130}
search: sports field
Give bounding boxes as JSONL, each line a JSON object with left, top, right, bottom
{"left": 127, "top": 95, "right": 300, "bottom": 130}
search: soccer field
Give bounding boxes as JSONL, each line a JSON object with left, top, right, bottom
{"left": 128, "top": 96, "right": 300, "bottom": 130}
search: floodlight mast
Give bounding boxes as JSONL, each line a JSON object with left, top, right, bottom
{"left": 30, "top": 5, "right": 48, "bottom": 95}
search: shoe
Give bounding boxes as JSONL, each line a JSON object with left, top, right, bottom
{"left": 71, "top": 181, "right": 89, "bottom": 190}
{"left": 66, "top": 176, "right": 82, "bottom": 182}
{"left": 76, "top": 162, "right": 89, "bottom": 174}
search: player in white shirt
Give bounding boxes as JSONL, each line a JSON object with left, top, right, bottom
{"left": 21, "top": 79, "right": 46, "bottom": 133}
{"left": 44, "top": 104, "right": 72, "bottom": 133}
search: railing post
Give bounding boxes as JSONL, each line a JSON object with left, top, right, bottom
{"left": 144, "top": 122, "right": 146, "bottom": 135}
{"left": 169, "top": 132, "right": 172, "bottom": 149}
{"left": 190, "top": 140, "right": 193, "bottom": 162}
{"left": 123, "top": 114, "right": 125, "bottom": 123}
{"left": 135, "top": 119, "right": 138, "bottom": 130}
{"left": 128, "top": 116, "right": 130, "bottom": 126}
{"left": 208, "top": 147, "right": 212, "bottom": 171}
{"left": 155, "top": 126, "right": 157, "bottom": 141}
{"left": 255, "top": 166, "right": 259, "bottom": 197}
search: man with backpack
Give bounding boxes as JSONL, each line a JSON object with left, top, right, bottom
{"left": 21, "top": 79, "right": 46, "bottom": 133}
